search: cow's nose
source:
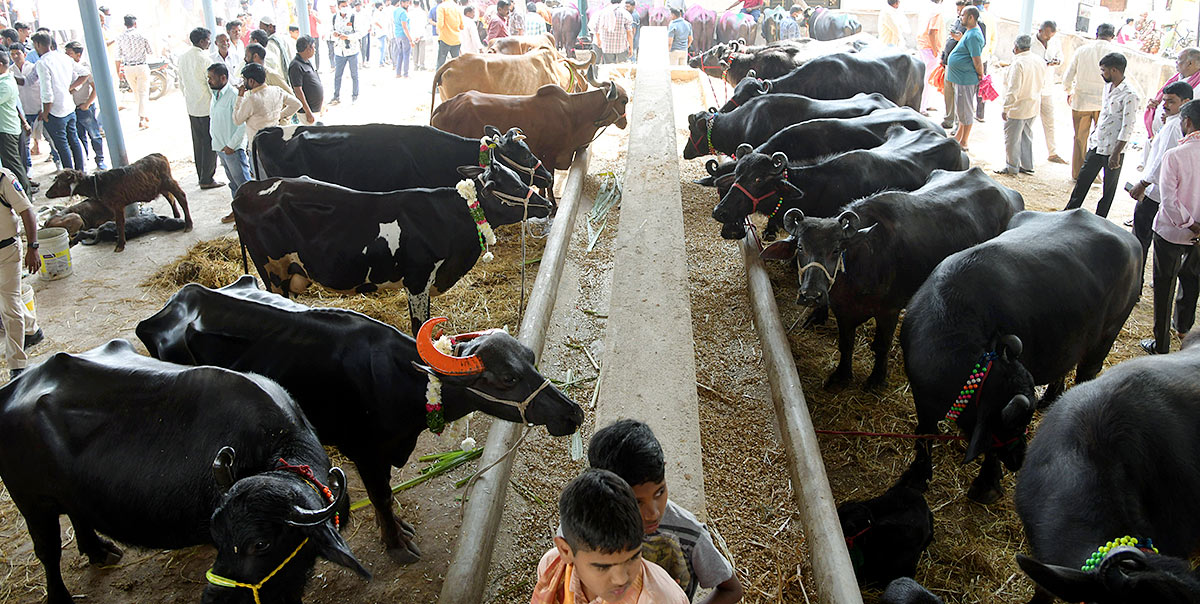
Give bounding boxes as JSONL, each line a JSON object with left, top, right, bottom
{"left": 797, "top": 290, "right": 826, "bottom": 307}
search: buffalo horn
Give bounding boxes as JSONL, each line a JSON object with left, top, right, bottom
{"left": 735, "top": 143, "right": 754, "bottom": 158}
{"left": 761, "top": 80, "right": 771, "bottom": 92}
{"left": 212, "top": 446, "right": 236, "bottom": 493}
{"left": 1000, "top": 394, "right": 1033, "bottom": 430}
{"left": 707, "top": 106, "right": 717, "bottom": 114}
{"left": 705, "top": 159, "right": 721, "bottom": 176}
{"left": 999, "top": 334, "right": 1023, "bottom": 360}
{"left": 746, "top": 69, "right": 756, "bottom": 78}
{"left": 770, "top": 151, "right": 787, "bottom": 168}
{"left": 783, "top": 208, "right": 805, "bottom": 233}
{"left": 838, "top": 210, "right": 860, "bottom": 232}
{"left": 605, "top": 81, "right": 618, "bottom": 101}
{"left": 417, "top": 317, "right": 486, "bottom": 376}
{"left": 286, "top": 467, "right": 348, "bottom": 527}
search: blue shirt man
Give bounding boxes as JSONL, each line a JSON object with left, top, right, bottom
{"left": 667, "top": 13, "right": 691, "bottom": 52}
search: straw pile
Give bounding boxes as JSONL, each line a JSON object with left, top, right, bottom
{"left": 143, "top": 223, "right": 548, "bottom": 334}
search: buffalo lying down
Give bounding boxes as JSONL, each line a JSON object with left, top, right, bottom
{"left": 137, "top": 277, "right": 585, "bottom": 563}
{"left": 0, "top": 339, "right": 367, "bottom": 604}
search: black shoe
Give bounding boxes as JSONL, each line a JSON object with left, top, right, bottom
{"left": 9, "top": 367, "right": 22, "bottom": 380}
{"left": 199, "top": 181, "right": 226, "bottom": 190}
{"left": 23, "top": 328, "right": 43, "bottom": 350}
{"left": 1019, "top": 168, "right": 1035, "bottom": 174}
{"left": 1140, "top": 338, "right": 1163, "bottom": 355}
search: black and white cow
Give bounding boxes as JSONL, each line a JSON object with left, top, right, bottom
{"left": 901, "top": 209, "right": 1142, "bottom": 505}
{"left": 137, "top": 277, "right": 584, "bottom": 563}
{"left": 233, "top": 160, "right": 548, "bottom": 334}
{"left": 0, "top": 340, "right": 368, "bottom": 604}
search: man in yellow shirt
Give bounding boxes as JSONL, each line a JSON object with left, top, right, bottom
{"left": 436, "top": 0, "right": 463, "bottom": 67}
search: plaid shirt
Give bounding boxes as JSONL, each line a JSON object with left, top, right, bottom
{"left": 116, "top": 27, "right": 152, "bottom": 64}
{"left": 593, "top": 3, "right": 633, "bottom": 54}
{"left": 525, "top": 12, "right": 547, "bottom": 37}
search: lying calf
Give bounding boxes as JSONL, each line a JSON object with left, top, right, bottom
{"left": 71, "top": 211, "right": 188, "bottom": 247}
{"left": 837, "top": 464, "right": 934, "bottom": 587}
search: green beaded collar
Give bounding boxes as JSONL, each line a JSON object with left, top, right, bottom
{"left": 1081, "top": 536, "right": 1159, "bottom": 571}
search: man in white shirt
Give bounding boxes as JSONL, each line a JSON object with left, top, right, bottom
{"left": 995, "top": 35, "right": 1043, "bottom": 176}
{"left": 331, "top": 0, "right": 367, "bottom": 104}
{"left": 259, "top": 15, "right": 291, "bottom": 78}
{"left": 1062, "top": 22, "right": 1116, "bottom": 179}
{"left": 178, "top": 27, "right": 225, "bottom": 190}
{"left": 1029, "top": 20, "right": 1067, "bottom": 165}
{"left": 61, "top": 42, "right": 106, "bottom": 171}
{"left": 1063, "top": 51, "right": 1139, "bottom": 218}
{"left": 233, "top": 63, "right": 300, "bottom": 148}
{"left": 878, "top": 0, "right": 908, "bottom": 47}
{"left": 31, "top": 32, "right": 86, "bottom": 171}
{"left": 1130, "top": 81, "right": 1192, "bottom": 266}
{"left": 461, "top": 5, "right": 484, "bottom": 54}
{"left": 212, "top": 32, "right": 244, "bottom": 84}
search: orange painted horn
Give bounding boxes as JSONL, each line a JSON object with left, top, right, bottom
{"left": 417, "top": 317, "right": 486, "bottom": 376}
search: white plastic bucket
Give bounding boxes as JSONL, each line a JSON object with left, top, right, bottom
{"left": 37, "top": 227, "right": 72, "bottom": 281}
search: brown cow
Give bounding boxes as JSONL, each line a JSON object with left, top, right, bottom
{"left": 431, "top": 47, "right": 595, "bottom": 109}
{"left": 488, "top": 33, "right": 557, "bottom": 54}
{"left": 431, "top": 82, "right": 629, "bottom": 173}
{"left": 43, "top": 199, "right": 113, "bottom": 235}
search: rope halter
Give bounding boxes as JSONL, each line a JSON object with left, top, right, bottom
{"left": 797, "top": 252, "right": 845, "bottom": 290}
{"left": 495, "top": 151, "right": 544, "bottom": 187}
{"left": 205, "top": 538, "right": 309, "bottom": 604}
{"left": 490, "top": 186, "right": 551, "bottom": 209}
{"left": 732, "top": 181, "right": 782, "bottom": 216}
{"left": 688, "top": 112, "right": 718, "bottom": 157}
{"left": 467, "top": 378, "right": 552, "bottom": 426}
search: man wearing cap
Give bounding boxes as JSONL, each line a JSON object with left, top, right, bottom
{"left": 0, "top": 162, "right": 42, "bottom": 379}
{"left": 259, "top": 16, "right": 291, "bottom": 82}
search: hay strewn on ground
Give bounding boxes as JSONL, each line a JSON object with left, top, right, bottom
{"left": 143, "top": 223, "right": 547, "bottom": 334}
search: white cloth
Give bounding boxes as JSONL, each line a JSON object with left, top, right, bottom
{"left": 34, "top": 50, "right": 77, "bottom": 118}
{"left": 212, "top": 48, "right": 244, "bottom": 83}
{"left": 1087, "top": 79, "right": 1140, "bottom": 156}
{"left": 1029, "top": 34, "right": 1061, "bottom": 94}
{"left": 1002, "top": 52, "right": 1045, "bottom": 120}
{"left": 878, "top": 5, "right": 909, "bottom": 47}
{"left": 68, "top": 61, "right": 93, "bottom": 107}
{"left": 462, "top": 17, "right": 484, "bottom": 53}
{"left": 15, "top": 62, "right": 39, "bottom": 114}
{"left": 232, "top": 84, "right": 302, "bottom": 143}
{"left": 1062, "top": 39, "right": 1117, "bottom": 112}
{"left": 178, "top": 46, "right": 214, "bottom": 117}
{"left": 332, "top": 11, "right": 368, "bottom": 57}
{"left": 1142, "top": 114, "right": 1183, "bottom": 201}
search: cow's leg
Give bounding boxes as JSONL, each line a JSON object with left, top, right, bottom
{"left": 112, "top": 207, "right": 127, "bottom": 252}
{"left": 24, "top": 510, "right": 73, "bottom": 604}
{"left": 407, "top": 288, "right": 431, "bottom": 335}
{"left": 802, "top": 304, "right": 829, "bottom": 328}
{"left": 165, "top": 180, "right": 193, "bottom": 231}
{"left": 68, "top": 514, "right": 123, "bottom": 566}
{"left": 966, "top": 452, "right": 1004, "bottom": 505}
{"left": 825, "top": 314, "right": 858, "bottom": 390}
{"left": 865, "top": 311, "right": 900, "bottom": 391}
{"left": 1038, "top": 376, "right": 1067, "bottom": 410}
{"left": 355, "top": 459, "right": 421, "bottom": 564}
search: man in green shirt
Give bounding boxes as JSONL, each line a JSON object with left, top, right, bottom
{"left": 0, "top": 53, "right": 32, "bottom": 198}
{"left": 945, "top": 5, "right": 984, "bottom": 150}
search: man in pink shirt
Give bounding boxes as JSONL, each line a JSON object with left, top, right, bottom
{"left": 1143, "top": 100, "right": 1200, "bottom": 354}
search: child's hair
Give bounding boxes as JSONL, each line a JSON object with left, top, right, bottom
{"left": 587, "top": 418, "right": 666, "bottom": 487}
{"left": 560, "top": 469, "right": 644, "bottom": 554}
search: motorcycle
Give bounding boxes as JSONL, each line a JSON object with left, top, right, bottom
{"left": 118, "top": 55, "right": 177, "bottom": 100}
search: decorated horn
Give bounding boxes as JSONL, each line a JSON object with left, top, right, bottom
{"left": 286, "top": 467, "right": 347, "bottom": 527}
{"left": 417, "top": 317, "right": 486, "bottom": 376}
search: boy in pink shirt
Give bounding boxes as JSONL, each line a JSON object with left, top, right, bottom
{"left": 532, "top": 469, "right": 689, "bottom": 604}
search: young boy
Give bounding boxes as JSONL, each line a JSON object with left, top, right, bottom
{"left": 534, "top": 469, "right": 689, "bottom": 604}
{"left": 589, "top": 420, "right": 744, "bottom": 603}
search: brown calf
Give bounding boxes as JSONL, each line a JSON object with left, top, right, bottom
{"left": 46, "top": 153, "right": 191, "bottom": 252}
{"left": 431, "top": 82, "right": 629, "bottom": 173}
{"left": 43, "top": 199, "right": 114, "bottom": 236}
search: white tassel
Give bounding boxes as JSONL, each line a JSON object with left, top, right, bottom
{"left": 482, "top": 251, "right": 494, "bottom": 262}
{"left": 461, "top": 436, "right": 477, "bottom": 450}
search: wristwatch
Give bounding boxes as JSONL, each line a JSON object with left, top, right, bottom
{"left": 28, "top": 241, "right": 38, "bottom": 249}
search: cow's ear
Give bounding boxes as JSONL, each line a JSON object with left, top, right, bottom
{"left": 760, "top": 239, "right": 796, "bottom": 261}
{"left": 1016, "top": 555, "right": 1108, "bottom": 604}
{"left": 308, "top": 523, "right": 371, "bottom": 580}
{"left": 457, "top": 165, "right": 486, "bottom": 180}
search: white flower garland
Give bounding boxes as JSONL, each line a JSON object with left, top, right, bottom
{"left": 457, "top": 179, "right": 496, "bottom": 263}
{"left": 426, "top": 335, "right": 477, "bottom": 450}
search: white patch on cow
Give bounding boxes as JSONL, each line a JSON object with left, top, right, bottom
{"left": 360, "top": 220, "right": 404, "bottom": 257}
{"left": 423, "top": 259, "right": 445, "bottom": 296}
{"left": 260, "top": 180, "right": 283, "bottom": 196}
{"left": 279, "top": 124, "right": 300, "bottom": 141}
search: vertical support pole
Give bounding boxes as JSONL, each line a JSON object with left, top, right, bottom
{"left": 76, "top": 0, "right": 127, "bottom": 169}
{"left": 1019, "top": 0, "right": 1034, "bottom": 34}
{"left": 299, "top": 0, "right": 311, "bottom": 37}
{"left": 203, "top": 0, "right": 218, "bottom": 36}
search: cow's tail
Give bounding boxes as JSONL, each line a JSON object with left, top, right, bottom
{"left": 431, "top": 61, "right": 452, "bottom": 119}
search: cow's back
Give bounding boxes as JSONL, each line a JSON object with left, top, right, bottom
{"left": 438, "top": 50, "right": 559, "bottom": 100}
{"left": 253, "top": 124, "right": 480, "bottom": 191}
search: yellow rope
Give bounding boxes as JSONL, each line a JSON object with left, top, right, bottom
{"left": 205, "top": 537, "right": 310, "bottom": 604}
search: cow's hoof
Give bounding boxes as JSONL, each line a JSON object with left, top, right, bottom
{"left": 113, "top": 245, "right": 125, "bottom": 253}
{"left": 88, "top": 541, "right": 124, "bottom": 566}
{"left": 183, "top": 223, "right": 194, "bottom": 233}
{"left": 864, "top": 373, "right": 888, "bottom": 392}
{"left": 386, "top": 537, "right": 422, "bottom": 564}
{"left": 966, "top": 482, "right": 1003, "bottom": 505}
{"left": 397, "top": 518, "right": 416, "bottom": 538}
{"left": 823, "top": 371, "right": 851, "bottom": 391}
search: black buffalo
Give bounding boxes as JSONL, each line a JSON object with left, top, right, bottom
{"left": 837, "top": 464, "right": 934, "bottom": 587}
{"left": 1014, "top": 334, "right": 1200, "bottom": 604}
{"left": 761, "top": 169, "right": 1023, "bottom": 389}
{"left": 1019, "top": 549, "right": 1200, "bottom": 604}
{"left": 697, "top": 107, "right": 945, "bottom": 188}
{"left": 882, "top": 578, "right": 945, "bottom": 604}
{"left": 136, "top": 277, "right": 585, "bottom": 563}
{"left": 901, "top": 209, "right": 1142, "bottom": 504}
{"left": 683, "top": 92, "right": 896, "bottom": 160}
{"left": 687, "top": 37, "right": 870, "bottom": 86}
{"left": 713, "top": 126, "right": 968, "bottom": 240}
{"left": 719, "top": 48, "right": 925, "bottom": 112}
{"left": 0, "top": 339, "right": 368, "bottom": 604}
{"left": 252, "top": 124, "right": 554, "bottom": 191}
{"left": 233, "top": 160, "right": 548, "bottom": 334}
{"left": 802, "top": 6, "right": 863, "bottom": 41}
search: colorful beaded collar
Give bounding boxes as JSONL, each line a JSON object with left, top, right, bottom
{"left": 1082, "top": 536, "right": 1159, "bottom": 571}
{"left": 946, "top": 351, "right": 998, "bottom": 423}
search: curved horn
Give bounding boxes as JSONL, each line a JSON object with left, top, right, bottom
{"left": 746, "top": 69, "right": 757, "bottom": 78}
{"left": 707, "top": 106, "right": 717, "bottom": 114}
{"left": 838, "top": 210, "right": 860, "bottom": 232}
{"left": 706, "top": 159, "right": 722, "bottom": 176}
{"left": 286, "top": 467, "right": 347, "bottom": 527}
{"left": 212, "top": 446, "right": 236, "bottom": 493}
{"left": 761, "top": 79, "right": 772, "bottom": 92}
{"left": 417, "top": 317, "right": 486, "bottom": 376}
{"left": 1000, "top": 334, "right": 1023, "bottom": 360}
{"left": 771, "top": 151, "right": 788, "bottom": 168}
{"left": 783, "top": 207, "right": 805, "bottom": 233}
{"left": 605, "top": 81, "right": 618, "bottom": 101}
{"left": 1001, "top": 394, "right": 1033, "bottom": 430}
{"left": 735, "top": 143, "right": 754, "bottom": 158}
